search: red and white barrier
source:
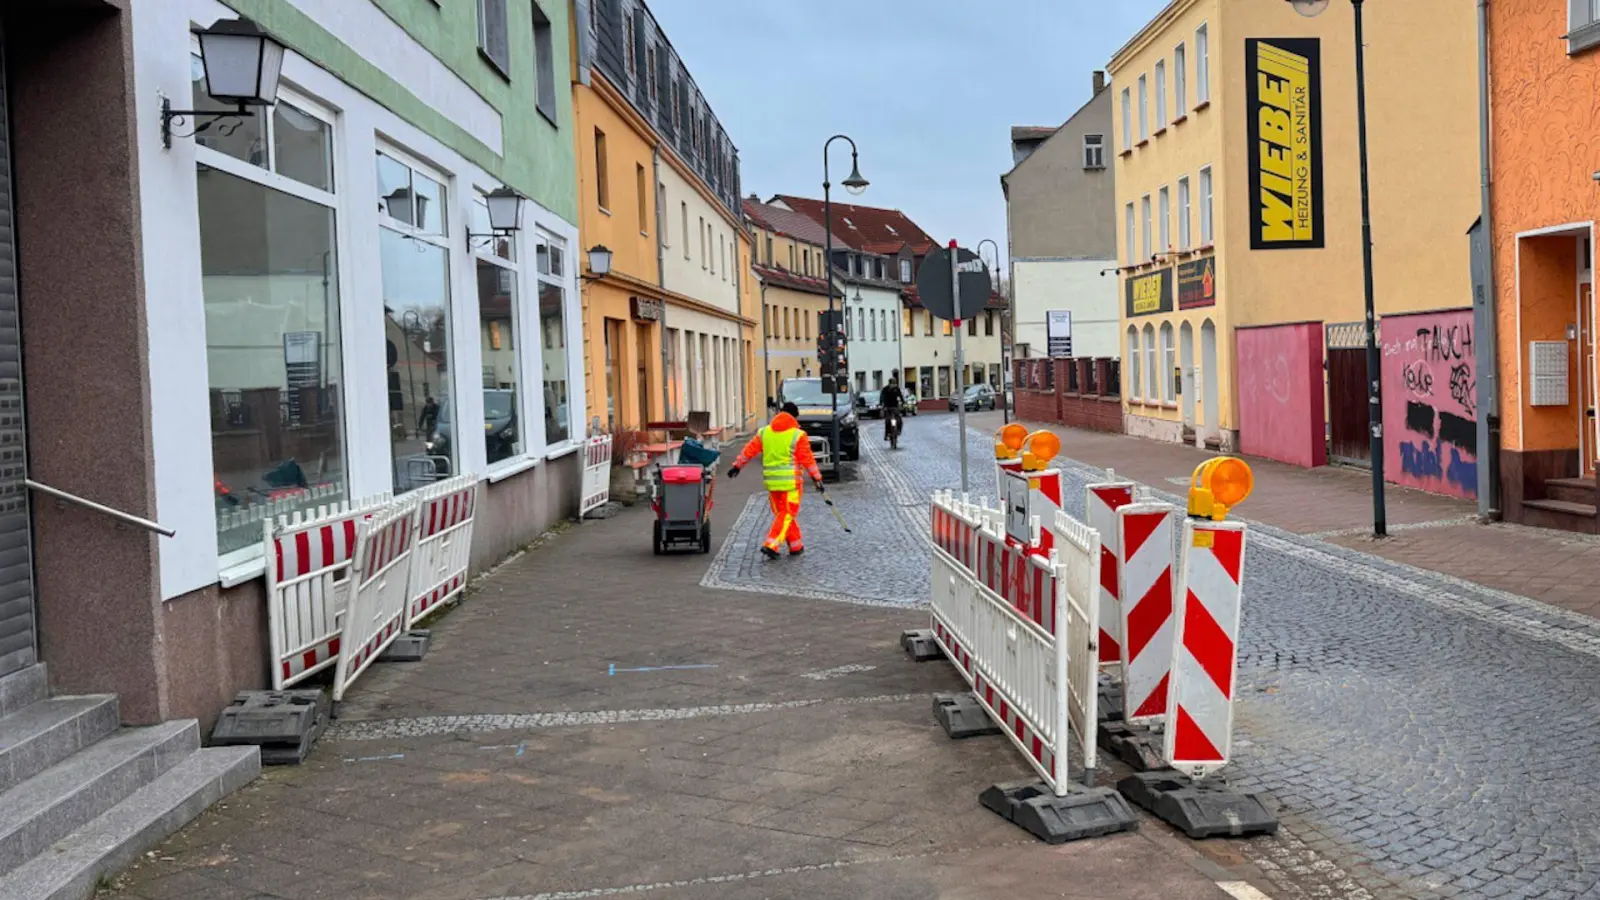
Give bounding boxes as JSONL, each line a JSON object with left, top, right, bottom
{"left": 927, "top": 490, "right": 1103, "bottom": 793}
{"left": 1086, "top": 475, "right": 1136, "bottom": 667}
{"left": 580, "top": 434, "right": 614, "bottom": 518}
{"left": 1164, "top": 518, "right": 1247, "bottom": 779}
{"left": 405, "top": 474, "right": 479, "bottom": 629}
{"left": 332, "top": 500, "right": 420, "bottom": 703}
{"left": 995, "top": 458, "right": 1023, "bottom": 505}
{"left": 1117, "top": 502, "right": 1178, "bottom": 724}
{"left": 264, "top": 493, "right": 392, "bottom": 690}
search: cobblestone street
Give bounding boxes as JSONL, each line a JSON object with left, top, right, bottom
{"left": 103, "top": 413, "right": 1600, "bottom": 900}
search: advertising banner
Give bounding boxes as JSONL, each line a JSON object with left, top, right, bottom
{"left": 1246, "top": 38, "right": 1323, "bottom": 250}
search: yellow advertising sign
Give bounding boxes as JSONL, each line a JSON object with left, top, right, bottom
{"left": 1124, "top": 268, "right": 1173, "bottom": 317}
{"left": 1247, "top": 38, "right": 1323, "bottom": 250}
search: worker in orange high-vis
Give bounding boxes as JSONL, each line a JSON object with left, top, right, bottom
{"left": 727, "top": 402, "right": 825, "bottom": 559}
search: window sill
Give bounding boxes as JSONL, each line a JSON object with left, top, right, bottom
{"left": 1193, "top": 99, "right": 1211, "bottom": 113}
{"left": 1172, "top": 114, "right": 1188, "bottom": 125}
{"left": 545, "top": 440, "right": 582, "bottom": 460}
{"left": 478, "top": 48, "right": 511, "bottom": 83}
{"left": 1136, "top": 139, "right": 1150, "bottom": 149}
{"left": 219, "top": 554, "right": 267, "bottom": 589}
{"left": 1154, "top": 126, "right": 1168, "bottom": 137}
{"left": 487, "top": 455, "right": 541, "bottom": 484}
{"left": 1119, "top": 149, "right": 1133, "bottom": 159}
{"left": 537, "top": 104, "right": 559, "bottom": 128}
{"left": 598, "top": 206, "right": 612, "bottom": 217}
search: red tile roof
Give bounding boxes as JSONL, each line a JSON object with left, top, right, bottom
{"left": 752, "top": 263, "right": 834, "bottom": 297}
{"left": 901, "top": 284, "right": 1008, "bottom": 312}
{"left": 769, "top": 195, "right": 939, "bottom": 256}
{"left": 743, "top": 199, "right": 830, "bottom": 247}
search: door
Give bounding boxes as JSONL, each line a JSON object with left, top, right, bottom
{"left": 0, "top": 46, "right": 35, "bottom": 678}
{"left": 604, "top": 319, "right": 622, "bottom": 429}
{"left": 635, "top": 323, "right": 650, "bottom": 428}
{"left": 1180, "top": 322, "right": 1196, "bottom": 433}
{"left": 1200, "top": 320, "right": 1220, "bottom": 444}
{"left": 1583, "top": 282, "right": 1596, "bottom": 476}
{"left": 1327, "top": 348, "right": 1370, "bottom": 464}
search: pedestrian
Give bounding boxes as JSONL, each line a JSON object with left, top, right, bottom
{"left": 727, "top": 401, "right": 825, "bottom": 559}
{"left": 418, "top": 391, "right": 440, "bottom": 438}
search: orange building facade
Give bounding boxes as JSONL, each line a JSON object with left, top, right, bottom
{"left": 1488, "top": 0, "right": 1600, "bottom": 532}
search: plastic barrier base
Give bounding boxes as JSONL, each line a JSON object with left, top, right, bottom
{"left": 584, "top": 500, "right": 625, "bottom": 520}
{"left": 900, "top": 629, "right": 943, "bottom": 662}
{"left": 1117, "top": 771, "right": 1280, "bottom": 839}
{"left": 980, "top": 780, "right": 1141, "bottom": 844}
{"left": 379, "top": 629, "right": 433, "bottom": 662}
{"left": 932, "top": 692, "right": 1003, "bottom": 739}
{"left": 1099, "top": 720, "right": 1166, "bottom": 771}
{"left": 1097, "top": 671, "right": 1124, "bottom": 722}
{"left": 209, "top": 690, "right": 329, "bottom": 766}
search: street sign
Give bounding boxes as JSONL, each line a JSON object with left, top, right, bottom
{"left": 917, "top": 245, "right": 991, "bottom": 321}
{"left": 1046, "top": 310, "right": 1074, "bottom": 359}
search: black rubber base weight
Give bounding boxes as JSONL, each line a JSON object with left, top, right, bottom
{"left": 1097, "top": 671, "right": 1124, "bottom": 722}
{"left": 1098, "top": 720, "right": 1166, "bottom": 771}
{"left": 932, "top": 692, "right": 1002, "bottom": 739}
{"left": 378, "top": 629, "right": 432, "bottom": 662}
{"left": 979, "top": 780, "right": 1140, "bottom": 844}
{"left": 900, "top": 629, "right": 942, "bottom": 662}
{"left": 1117, "top": 770, "right": 1279, "bottom": 839}
{"left": 210, "top": 690, "right": 330, "bottom": 766}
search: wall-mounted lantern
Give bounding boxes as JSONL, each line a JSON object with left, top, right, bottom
{"left": 162, "top": 18, "right": 285, "bottom": 149}
{"left": 466, "top": 185, "right": 527, "bottom": 250}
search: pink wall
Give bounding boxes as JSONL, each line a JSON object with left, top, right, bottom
{"left": 1235, "top": 324, "right": 1328, "bottom": 468}
{"left": 1380, "top": 308, "right": 1477, "bottom": 500}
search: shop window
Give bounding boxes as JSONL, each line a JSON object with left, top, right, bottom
{"left": 1143, "top": 324, "right": 1158, "bottom": 400}
{"left": 937, "top": 366, "right": 951, "bottom": 398}
{"left": 1160, "top": 322, "right": 1176, "bottom": 403}
{"left": 473, "top": 194, "right": 523, "bottom": 466}
{"left": 537, "top": 232, "right": 573, "bottom": 444}
{"left": 920, "top": 365, "right": 934, "bottom": 399}
{"left": 191, "top": 55, "right": 331, "bottom": 194}
{"left": 198, "top": 92, "right": 344, "bottom": 560}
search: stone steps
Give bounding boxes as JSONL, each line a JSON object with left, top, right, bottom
{"left": 0, "top": 695, "right": 120, "bottom": 794}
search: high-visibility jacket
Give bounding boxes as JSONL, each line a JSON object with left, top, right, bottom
{"left": 733, "top": 412, "right": 821, "bottom": 491}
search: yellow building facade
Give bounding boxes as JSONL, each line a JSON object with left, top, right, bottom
{"left": 743, "top": 198, "right": 834, "bottom": 401}
{"left": 1110, "top": 0, "right": 1480, "bottom": 457}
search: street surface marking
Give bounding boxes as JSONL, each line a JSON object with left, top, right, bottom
{"left": 340, "top": 753, "right": 404, "bottom": 764}
{"left": 1217, "top": 882, "right": 1275, "bottom": 900}
{"left": 800, "top": 663, "right": 877, "bottom": 680}
{"left": 327, "top": 693, "right": 921, "bottom": 741}
{"left": 608, "top": 663, "right": 719, "bottom": 675}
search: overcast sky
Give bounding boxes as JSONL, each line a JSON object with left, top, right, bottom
{"left": 648, "top": 0, "right": 1171, "bottom": 265}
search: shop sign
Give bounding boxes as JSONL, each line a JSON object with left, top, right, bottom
{"left": 1125, "top": 267, "right": 1173, "bottom": 317}
{"left": 1246, "top": 37, "right": 1324, "bottom": 250}
{"left": 1177, "top": 256, "right": 1217, "bottom": 309}
{"left": 631, "top": 296, "right": 664, "bottom": 323}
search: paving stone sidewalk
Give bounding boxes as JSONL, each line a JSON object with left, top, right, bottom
{"left": 1000, "top": 412, "right": 1600, "bottom": 620}
{"left": 103, "top": 467, "right": 1244, "bottom": 900}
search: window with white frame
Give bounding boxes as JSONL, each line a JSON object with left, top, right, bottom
{"left": 1141, "top": 195, "right": 1152, "bottom": 261}
{"left": 1160, "top": 323, "right": 1176, "bottom": 403}
{"left": 531, "top": 1, "right": 558, "bottom": 123}
{"left": 1125, "top": 202, "right": 1135, "bottom": 265}
{"left": 1174, "top": 43, "right": 1188, "bottom": 113}
{"left": 1155, "top": 60, "right": 1167, "bottom": 130}
{"left": 1121, "top": 88, "right": 1132, "bottom": 150}
{"left": 1138, "top": 74, "right": 1149, "bottom": 141}
{"left": 1143, "top": 324, "right": 1158, "bottom": 400}
{"left": 1084, "top": 134, "right": 1105, "bottom": 169}
{"left": 899, "top": 258, "right": 912, "bottom": 283}
{"left": 1572, "top": 0, "right": 1600, "bottom": 52}
{"left": 472, "top": 192, "right": 524, "bottom": 466}
{"left": 1178, "top": 176, "right": 1192, "bottom": 250}
{"left": 478, "top": 0, "right": 511, "bottom": 77}
{"left": 1158, "top": 186, "right": 1171, "bottom": 253}
{"left": 536, "top": 232, "right": 573, "bottom": 444}
{"left": 377, "top": 148, "right": 454, "bottom": 494}
{"left": 1127, "top": 327, "right": 1142, "bottom": 400}
{"left": 196, "top": 77, "right": 344, "bottom": 559}
{"left": 1200, "top": 166, "right": 1214, "bottom": 244}
{"left": 1196, "top": 24, "right": 1210, "bottom": 104}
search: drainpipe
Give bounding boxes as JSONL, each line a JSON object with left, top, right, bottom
{"left": 1475, "top": 0, "right": 1502, "bottom": 518}
{"left": 653, "top": 147, "right": 671, "bottom": 421}
{"left": 734, "top": 229, "right": 750, "bottom": 431}
{"left": 759, "top": 280, "right": 770, "bottom": 415}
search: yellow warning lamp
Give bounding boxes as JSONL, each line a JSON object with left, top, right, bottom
{"left": 1021, "top": 430, "right": 1061, "bottom": 472}
{"left": 1187, "top": 456, "right": 1254, "bottom": 521}
{"left": 994, "top": 423, "right": 1028, "bottom": 462}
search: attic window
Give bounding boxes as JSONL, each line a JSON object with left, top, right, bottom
{"left": 843, "top": 217, "right": 855, "bottom": 228}
{"left": 885, "top": 224, "right": 898, "bottom": 236}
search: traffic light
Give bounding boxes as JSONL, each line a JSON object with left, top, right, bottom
{"left": 817, "top": 310, "right": 849, "bottom": 393}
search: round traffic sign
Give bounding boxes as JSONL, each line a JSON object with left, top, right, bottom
{"left": 916, "top": 245, "right": 992, "bottom": 321}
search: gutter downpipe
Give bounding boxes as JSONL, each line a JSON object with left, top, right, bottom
{"left": 1475, "top": 0, "right": 1502, "bottom": 518}
{"left": 653, "top": 147, "right": 672, "bottom": 422}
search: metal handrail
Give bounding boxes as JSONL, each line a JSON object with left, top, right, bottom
{"left": 25, "top": 479, "right": 176, "bottom": 537}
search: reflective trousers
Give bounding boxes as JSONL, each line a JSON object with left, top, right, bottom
{"left": 764, "top": 488, "right": 803, "bottom": 553}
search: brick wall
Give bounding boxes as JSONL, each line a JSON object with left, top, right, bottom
{"left": 1012, "top": 358, "right": 1125, "bottom": 434}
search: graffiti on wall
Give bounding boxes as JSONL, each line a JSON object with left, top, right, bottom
{"left": 1382, "top": 309, "right": 1477, "bottom": 500}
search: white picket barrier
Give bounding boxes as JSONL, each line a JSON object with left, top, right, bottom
{"left": 927, "top": 489, "right": 1102, "bottom": 794}
{"left": 1164, "top": 517, "right": 1248, "bottom": 779}
{"left": 404, "top": 473, "right": 479, "bottom": 629}
{"left": 580, "top": 434, "right": 614, "bottom": 517}
{"left": 263, "top": 492, "right": 392, "bottom": 690}
{"left": 331, "top": 498, "right": 420, "bottom": 703}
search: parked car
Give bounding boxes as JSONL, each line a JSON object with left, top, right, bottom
{"left": 949, "top": 384, "right": 997, "bottom": 412}
{"left": 778, "top": 377, "right": 860, "bottom": 466}
{"left": 857, "top": 390, "right": 885, "bottom": 418}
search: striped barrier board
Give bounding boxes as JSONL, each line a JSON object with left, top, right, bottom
{"left": 580, "top": 434, "right": 614, "bottom": 518}
{"left": 1118, "top": 502, "right": 1178, "bottom": 724}
{"left": 332, "top": 499, "right": 419, "bottom": 703}
{"left": 1086, "top": 476, "right": 1137, "bottom": 668}
{"left": 1164, "top": 518, "right": 1247, "bottom": 779}
{"left": 405, "top": 474, "right": 479, "bottom": 629}
{"left": 264, "top": 492, "right": 392, "bottom": 690}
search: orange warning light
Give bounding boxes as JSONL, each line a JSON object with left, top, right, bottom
{"left": 1021, "top": 430, "right": 1061, "bottom": 471}
{"left": 994, "top": 423, "right": 1029, "bottom": 461}
{"left": 1187, "top": 457, "right": 1254, "bottom": 521}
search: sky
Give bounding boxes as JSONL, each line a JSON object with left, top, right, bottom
{"left": 649, "top": 0, "right": 1171, "bottom": 267}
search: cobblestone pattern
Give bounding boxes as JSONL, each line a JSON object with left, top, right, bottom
{"left": 871, "top": 415, "right": 1600, "bottom": 900}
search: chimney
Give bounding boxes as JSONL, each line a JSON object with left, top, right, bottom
{"left": 1092, "top": 70, "right": 1107, "bottom": 96}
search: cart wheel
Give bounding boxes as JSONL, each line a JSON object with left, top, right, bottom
{"left": 890, "top": 434, "right": 899, "bottom": 450}
{"left": 652, "top": 521, "right": 664, "bottom": 556}
{"left": 699, "top": 523, "right": 711, "bottom": 554}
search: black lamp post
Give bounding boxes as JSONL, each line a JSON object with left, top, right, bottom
{"left": 977, "top": 238, "right": 1006, "bottom": 421}
{"left": 822, "top": 135, "right": 869, "bottom": 469}
{"left": 1289, "top": 0, "right": 1386, "bottom": 537}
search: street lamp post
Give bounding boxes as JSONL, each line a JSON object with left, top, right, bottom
{"left": 822, "top": 135, "right": 869, "bottom": 472}
{"left": 1289, "top": 0, "right": 1386, "bottom": 537}
{"left": 976, "top": 238, "right": 1006, "bottom": 422}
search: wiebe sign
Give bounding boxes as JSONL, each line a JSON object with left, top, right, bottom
{"left": 1246, "top": 38, "right": 1323, "bottom": 250}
